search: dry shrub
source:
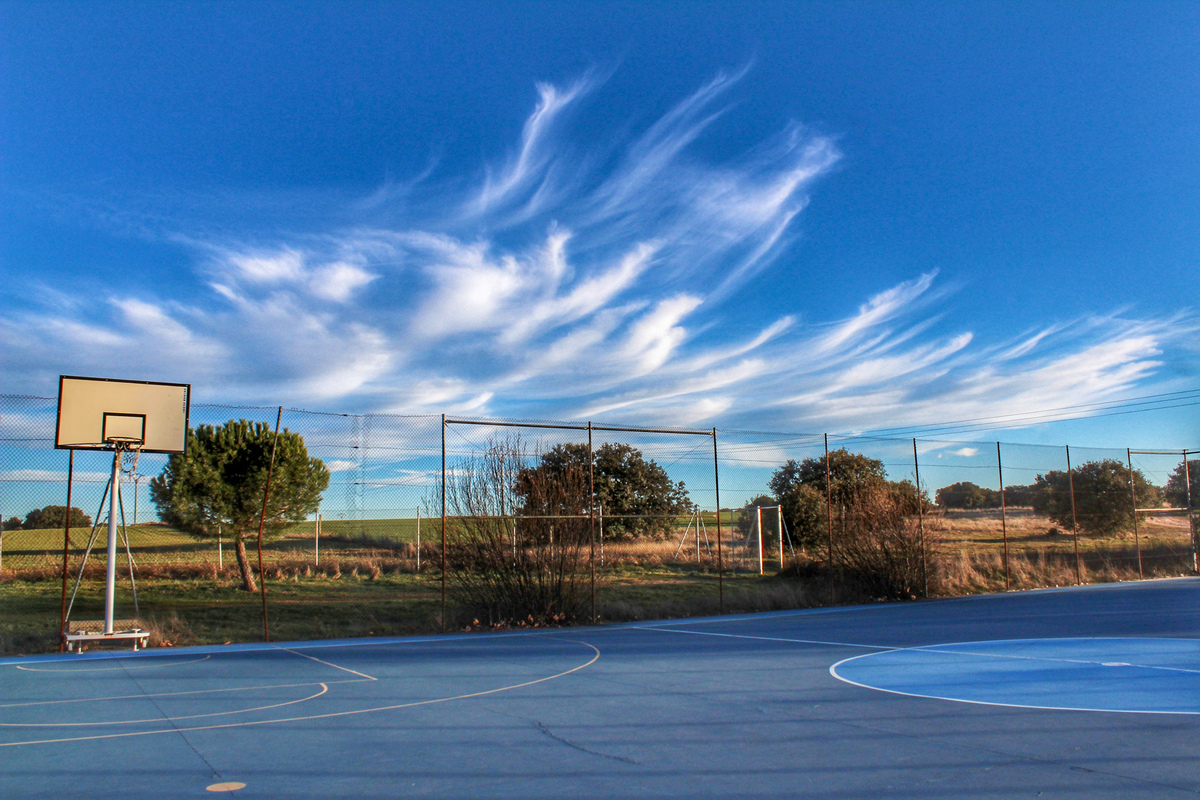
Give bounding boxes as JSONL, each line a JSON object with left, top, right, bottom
{"left": 141, "top": 611, "right": 196, "bottom": 648}
{"left": 835, "top": 487, "right": 941, "bottom": 600}
{"left": 934, "top": 547, "right": 1175, "bottom": 594}
{"left": 444, "top": 438, "right": 589, "bottom": 626}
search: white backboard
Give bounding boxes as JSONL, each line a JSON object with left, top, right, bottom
{"left": 56, "top": 375, "right": 190, "bottom": 453}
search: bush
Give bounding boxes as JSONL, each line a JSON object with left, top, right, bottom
{"left": 768, "top": 450, "right": 929, "bottom": 551}
{"left": 446, "top": 438, "right": 590, "bottom": 626}
{"left": 835, "top": 486, "right": 937, "bottom": 600}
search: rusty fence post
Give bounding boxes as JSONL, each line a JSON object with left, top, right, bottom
{"left": 997, "top": 442, "right": 1010, "bottom": 590}
{"left": 1066, "top": 445, "right": 1082, "bottom": 585}
{"left": 1127, "top": 448, "right": 1143, "bottom": 578}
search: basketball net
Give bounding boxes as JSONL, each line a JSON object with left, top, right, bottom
{"left": 120, "top": 446, "right": 141, "bottom": 478}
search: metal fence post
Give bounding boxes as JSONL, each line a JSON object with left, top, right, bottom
{"left": 712, "top": 428, "right": 723, "bottom": 614}
{"left": 1185, "top": 451, "right": 1196, "bottom": 574}
{"left": 913, "top": 438, "right": 927, "bottom": 597}
{"left": 755, "top": 505, "right": 763, "bottom": 575}
{"left": 588, "top": 421, "right": 596, "bottom": 624}
{"left": 825, "top": 434, "right": 834, "bottom": 571}
{"left": 1066, "top": 445, "right": 1082, "bottom": 585}
{"left": 1127, "top": 448, "right": 1143, "bottom": 578}
{"left": 997, "top": 442, "right": 1010, "bottom": 590}
{"left": 254, "top": 406, "right": 283, "bottom": 642}
{"left": 440, "top": 414, "right": 447, "bottom": 632}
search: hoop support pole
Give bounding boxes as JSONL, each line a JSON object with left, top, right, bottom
{"left": 104, "top": 447, "right": 120, "bottom": 635}
{"left": 59, "top": 449, "right": 74, "bottom": 651}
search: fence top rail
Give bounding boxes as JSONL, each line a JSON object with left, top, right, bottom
{"left": 444, "top": 416, "right": 713, "bottom": 437}
{"left": 1128, "top": 449, "right": 1194, "bottom": 456}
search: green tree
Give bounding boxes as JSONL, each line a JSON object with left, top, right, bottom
{"left": 516, "top": 442, "right": 690, "bottom": 539}
{"left": 776, "top": 484, "right": 826, "bottom": 550}
{"left": 150, "top": 420, "right": 330, "bottom": 591}
{"left": 767, "top": 450, "right": 931, "bottom": 551}
{"left": 891, "top": 478, "right": 931, "bottom": 516}
{"left": 1164, "top": 459, "right": 1198, "bottom": 508}
{"left": 768, "top": 449, "right": 890, "bottom": 548}
{"left": 736, "top": 495, "right": 777, "bottom": 536}
{"left": 4, "top": 516, "right": 24, "bottom": 531}
{"left": 770, "top": 449, "right": 890, "bottom": 509}
{"left": 936, "top": 481, "right": 991, "bottom": 509}
{"left": 22, "top": 505, "right": 92, "bottom": 530}
{"left": 1031, "top": 459, "right": 1159, "bottom": 536}
{"left": 1001, "top": 484, "right": 1037, "bottom": 507}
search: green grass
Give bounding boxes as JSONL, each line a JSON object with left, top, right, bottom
{"left": 0, "top": 557, "right": 804, "bottom": 656}
{"left": 2, "top": 509, "right": 1195, "bottom": 657}
{"left": 1, "top": 570, "right": 446, "bottom": 655}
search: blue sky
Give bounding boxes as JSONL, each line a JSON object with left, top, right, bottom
{"left": 2, "top": 1, "right": 1197, "bottom": 448}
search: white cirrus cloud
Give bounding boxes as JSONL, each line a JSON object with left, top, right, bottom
{"left": 0, "top": 69, "right": 1193, "bottom": 437}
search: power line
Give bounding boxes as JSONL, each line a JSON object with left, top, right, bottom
{"left": 866, "top": 400, "right": 1200, "bottom": 439}
{"left": 862, "top": 388, "right": 1200, "bottom": 438}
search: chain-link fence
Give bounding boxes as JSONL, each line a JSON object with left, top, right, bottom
{"left": 2, "top": 394, "right": 1196, "bottom": 653}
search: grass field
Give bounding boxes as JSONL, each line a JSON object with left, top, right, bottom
{"left": 1, "top": 509, "right": 1195, "bottom": 656}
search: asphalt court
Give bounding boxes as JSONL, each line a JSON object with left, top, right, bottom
{"left": 1, "top": 577, "right": 1198, "bottom": 798}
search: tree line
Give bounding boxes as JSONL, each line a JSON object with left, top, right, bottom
{"left": 3, "top": 505, "right": 93, "bottom": 532}
{"left": 11, "top": 418, "right": 1195, "bottom": 618}
{"left": 747, "top": 455, "right": 1197, "bottom": 542}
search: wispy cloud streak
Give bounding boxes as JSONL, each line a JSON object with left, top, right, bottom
{"left": 0, "top": 70, "right": 1191, "bottom": 434}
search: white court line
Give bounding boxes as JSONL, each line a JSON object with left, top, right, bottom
{"left": 273, "top": 645, "right": 378, "bottom": 681}
{"left": 828, "top": 650, "right": 1200, "bottom": 716}
{"left": 639, "top": 626, "right": 1200, "bottom": 715}
{"left": 0, "top": 685, "right": 329, "bottom": 727}
{"left": 15, "top": 655, "right": 212, "bottom": 673}
{"left": 0, "top": 679, "right": 367, "bottom": 709}
{"left": 894, "top": 643, "right": 1200, "bottom": 676}
{"left": 641, "top": 627, "right": 1200, "bottom": 677}
{"left": 635, "top": 626, "right": 892, "bottom": 650}
{"left": 0, "top": 638, "right": 601, "bottom": 748}
{"left": 0, "top": 626, "right": 579, "bottom": 669}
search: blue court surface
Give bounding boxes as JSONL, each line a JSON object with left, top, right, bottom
{"left": 2, "top": 578, "right": 1198, "bottom": 799}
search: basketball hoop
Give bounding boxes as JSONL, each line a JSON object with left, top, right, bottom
{"left": 55, "top": 375, "right": 190, "bottom": 648}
